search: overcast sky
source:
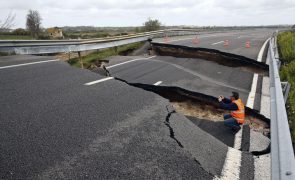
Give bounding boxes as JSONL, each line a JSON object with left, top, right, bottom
{"left": 1, "top": 0, "right": 294, "bottom": 28}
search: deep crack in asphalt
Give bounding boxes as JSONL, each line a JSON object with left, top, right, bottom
{"left": 112, "top": 77, "right": 272, "bottom": 156}
{"left": 165, "top": 106, "right": 184, "bottom": 148}
{"left": 113, "top": 77, "right": 270, "bottom": 126}
{"left": 89, "top": 56, "right": 271, "bottom": 156}
{"left": 151, "top": 42, "right": 269, "bottom": 76}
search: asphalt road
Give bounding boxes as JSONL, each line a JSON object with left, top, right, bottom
{"left": 108, "top": 56, "right": 252, "bottom": 101}
{"left": 107, "top": 29, "right": 273, "bottom": 179}
{"left": 153, "top": 28, "right": 274, "bottom": 59}
{"left": 0, "top": 29, "right": 273, "bottom": 179}
{"left": 110, "top": 29, "right": 274, "bottom": 108}
{"left": 0, "top": 56, "right": 222, "bottom": 179}
{"left": 0, "top": 55, "right": 58, "bottom": 67}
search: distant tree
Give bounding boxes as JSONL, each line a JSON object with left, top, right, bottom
{"left": 0, "top": 12, "right": 16, "bottom": 32}
{"left": 134, "top": 27, "right": 142, "bottom": 33}
{"left": 12, "top": 28, "right": 30, "bottom": 35}
{"left": 26, "top": 10, "right": 42, "bottom": 38}
{"left": 143, "top": 18, "right": 161, "bottom": 32}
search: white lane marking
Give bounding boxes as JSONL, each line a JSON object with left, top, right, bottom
{"left": 107, "top": 56, "right": 156, "bottom": 69}
{"left": 260, "top": 39, "right": 271, "bottom": 118}
{"left": 260, "top": 76, "right": 270, "bottom": 119}
{"left": 247, "top": 74, "right": 259, "bottom": 108}
{"left": 0, "top": 59, "right": 59, "bottom": 69}
{"left": 214, "top": 127, "right": 243, "bottom": 180}
{"left": 254, "top": 154, "right": 271, "bottom": 180}
{"left": 214, "top": 147, "right": 242, "bottom": 180}
{"left": 237, "top": 36, "right": 242, "bottom": 39}
{"left": 246, "top": 38, "right": 270, "bottom": 108}
{"left": 84, "top": 77, "right": 114, "bottom": 86}
{"left": 153, "top": 81, "right": 162, "bottom": 86}
{"left": 212, "top": 41, "right": 224, "bottom": 45}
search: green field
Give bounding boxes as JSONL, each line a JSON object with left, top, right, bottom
{"left": 278, "top": 31, "right": 295, "bottom": 143}
{"left": 68, "top": 42, "right": 144, "bottom": 68}
{"left": 0, "top": 35, "right": 34, "bottom": 40}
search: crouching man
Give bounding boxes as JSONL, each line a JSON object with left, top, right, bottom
{"left": 218, "top": 92, "right": 245, "bottom": 132}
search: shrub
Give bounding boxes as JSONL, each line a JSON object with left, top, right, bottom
{"left": 278, "top": 31, "right": 295, "bottom": 143}
{"left": 277, "top": 31, "right": 295, "bottom": 63}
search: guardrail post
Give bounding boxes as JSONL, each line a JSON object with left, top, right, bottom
{"left": 68, "top": 51, "right": 71, "bottom": 61}
{"left": 78, "top": 51, "right": 84, "bottom": 69}
{"left": 281, "top": 82, "right": 291, "bottom": 103}
{"left": 114, "top": 46, "right": 118, "bottom": 54}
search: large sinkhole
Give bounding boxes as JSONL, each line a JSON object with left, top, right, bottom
{"left": 84, "top": 43, "right": 270, "bottom": 136}
{"left": 82, "top": 42, "right": 271, "bottom": 154}
{"left": 150, "top": 42, "right": 269, "bottom": 76}
{"left": 114, "top": 78, "right": 270, "bottom": 136}
{"left": 83, "top": 41, "right": 269, "bottom": 76}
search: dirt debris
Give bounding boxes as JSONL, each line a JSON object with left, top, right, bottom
{"left": 171, "top": 100, "right": 269, "bottom": 136}
{"left": 171, "top": 101, "right": 225, "bottom": 121}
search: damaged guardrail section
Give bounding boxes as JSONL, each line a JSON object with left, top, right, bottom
{"left": 0, "top": 29, "right": 197, "bottom": 55}
{"left": 269, "top": 36, "right": 295, "bottom": 180}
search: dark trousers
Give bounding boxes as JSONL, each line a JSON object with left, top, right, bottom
{"left": 223, "top": 114, "right": 240, "bottom": 129}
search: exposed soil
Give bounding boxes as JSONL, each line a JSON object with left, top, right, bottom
{"left": 171, "top": 100, "right": 269, "bottom": 136}
{"left": 151, "top": 42, "right": 269, "bottom": 76}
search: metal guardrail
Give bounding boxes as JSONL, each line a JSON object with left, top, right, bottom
{"left": 0, "top": 29, "right": 198, "bottom": 55}
{"left": 269, "top": 36, "right": 295, "bottom": 180}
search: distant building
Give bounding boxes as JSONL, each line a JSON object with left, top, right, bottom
{"left": 46, "top": 27, "right": 63, "bottom": 38}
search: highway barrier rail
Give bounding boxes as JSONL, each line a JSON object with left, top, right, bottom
{"left": 269, "top": 36, "right": 295, "bottom": 180}
{"left": 0, "top": 29, "right": 198, "bottom": 55}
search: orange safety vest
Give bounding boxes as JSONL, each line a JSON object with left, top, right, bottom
{"left": 230, "top": 99, "right": 245, "bottom": 124}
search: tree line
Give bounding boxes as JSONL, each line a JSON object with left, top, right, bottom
{"left": 0, "top": 10, "right": 42, "bottom": 38}
{"left": 0, "top": 10, "right": 162, "bottom": 39}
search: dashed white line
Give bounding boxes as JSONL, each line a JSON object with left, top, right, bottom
{"left": 246, "top": 38, "right": 270, "bottom": 108}
{"left": 214, "top": 147, "right": 242, "bottom": 180}
{"left": 153, "top": 81, "right": 162, "bottom": 86}
{"left": 107, "top": 56, "right": 156, "bottom": 69}
{"left": 212, "top": 41, "right": 224, "bottom": 45}
{"left": 214, "top": 127, "right": 243, "bottom": 180}
{"left": 84, "top": 77, "right": 114, "bottom": 86}
{"left": 246, "top": 74, "right": 259, "bottom": 108}
{"left": 254, "top": 154, "right": 271, "bottom": 180}
{"left": 0, "top": 59, "right": 59, "bottom": 69}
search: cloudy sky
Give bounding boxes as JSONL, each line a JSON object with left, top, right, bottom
{"left": 1, "top": 0, "right": 294, "bottom": 28}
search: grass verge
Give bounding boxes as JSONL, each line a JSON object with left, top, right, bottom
{"left": 0, "top": 35, "right": 34, "bottom": 40}
{"left": 68, "top": 42, "right": 144, "bottom": 68}
{"left": 0, "top": 52, "right": 16, "bottom": 56}
{"left": 277, "top": 31, "right": 295, "bottom": 143}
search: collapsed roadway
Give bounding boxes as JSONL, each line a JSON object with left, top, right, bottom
{"left": 0, "top": 29, "right": 274, "bottom": 179}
